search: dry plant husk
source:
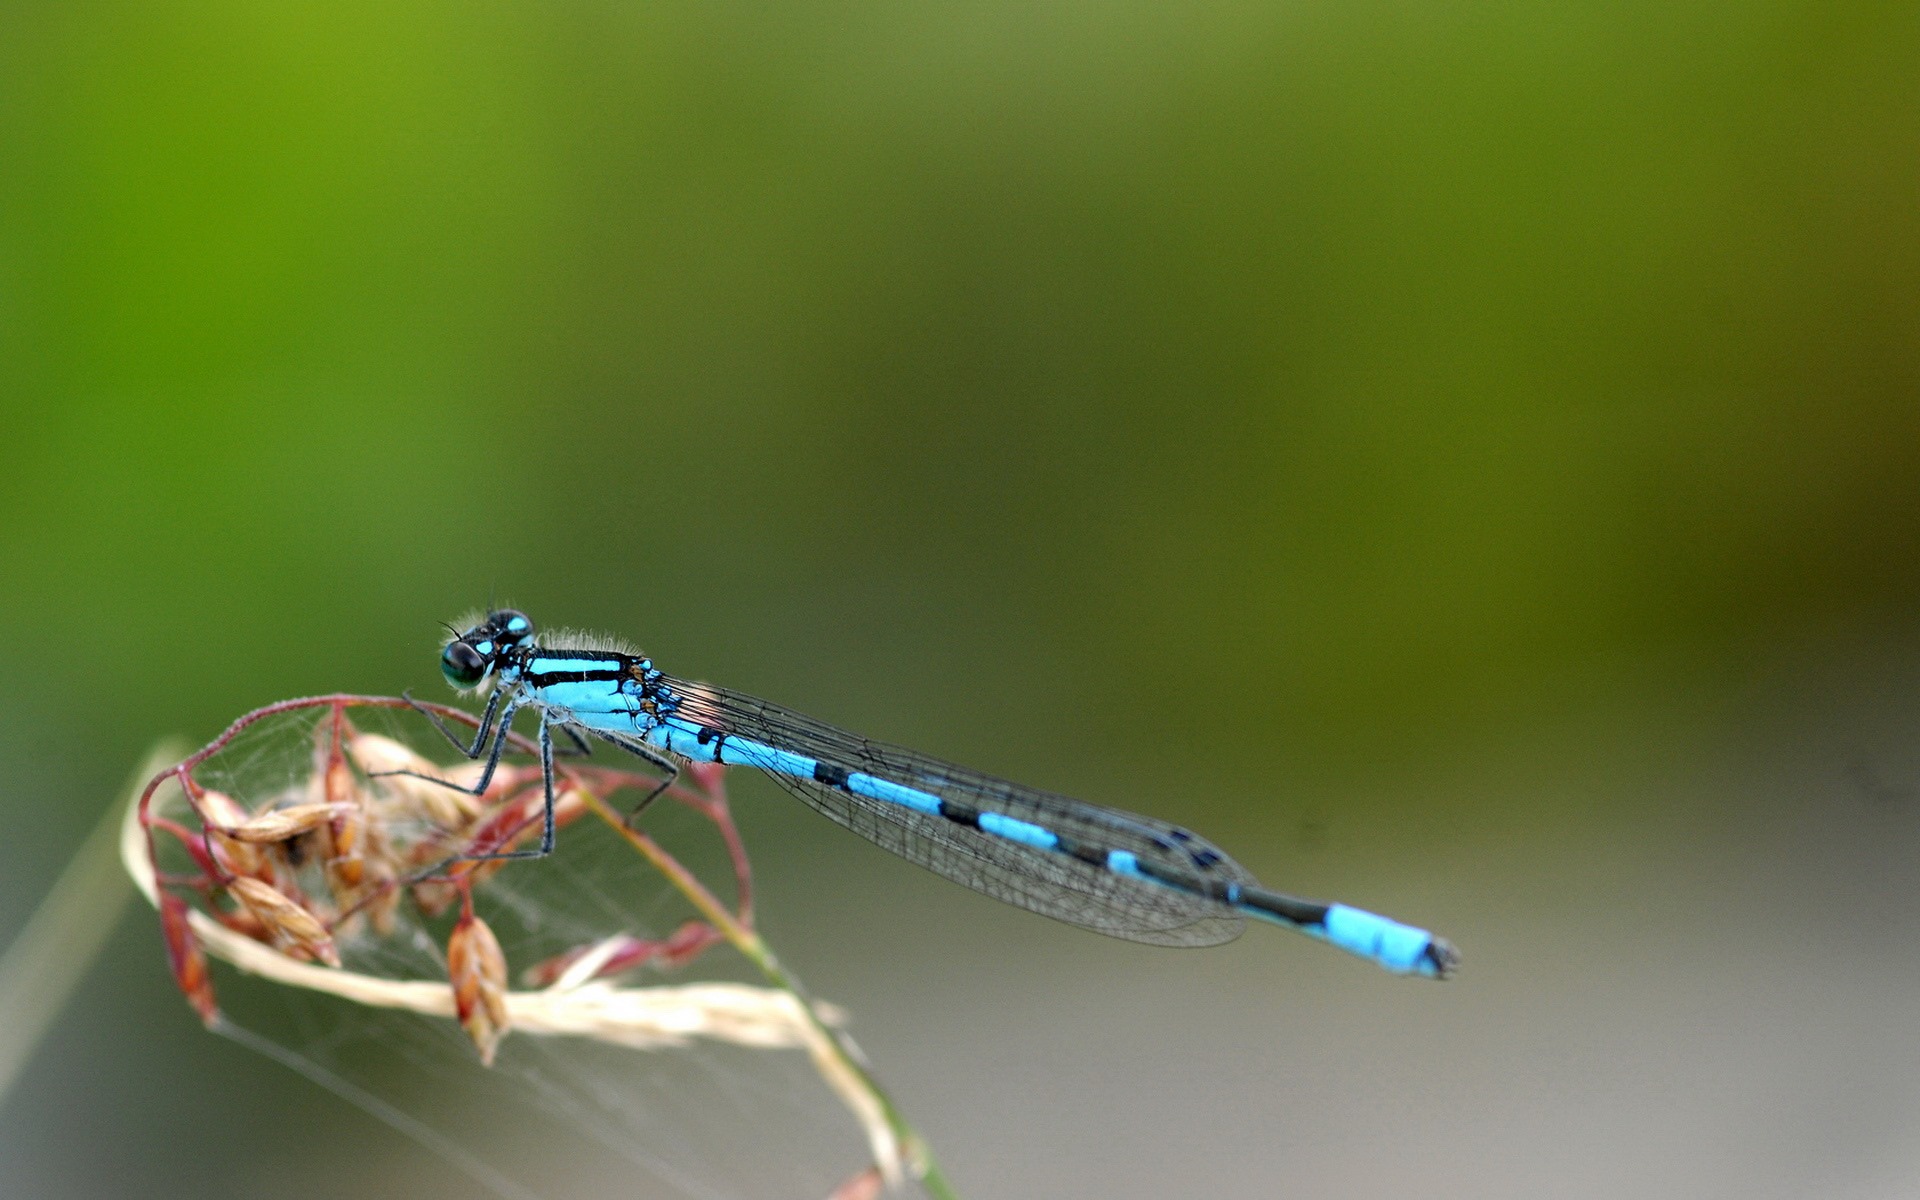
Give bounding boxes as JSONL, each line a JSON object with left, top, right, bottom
{"left": 122, "top": 700, "right": 912, "bottom": 1189}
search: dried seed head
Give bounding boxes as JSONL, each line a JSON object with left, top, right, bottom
{"left": 159, "top": 892, "right": 219, "bottom": 1026}
{"left": 321, "top": 754, "right": 358, "bottom": 808}
{"left": 191, "top": 790, "right": 270, "bottom": 879}
{"left": 448, "top": 911, "right": 511, "bottom": 1065}
{"left": 302, "top": 758, "right": 362, "bottom": 840}
{"left": 227, "top": 877, "right": 341, "bottom": 968}
{"left": 211, "top": 838, "right": 266, "bottom": 881}
{"left": 223, "top": 802, "right": 343, "bottom": 844}
{"left": 323, "top": 804, "right": 368, "bottom": 892}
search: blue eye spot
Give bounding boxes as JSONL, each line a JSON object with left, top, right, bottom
{"left": 486, "top": 609, "right": 535, "bottom": 644}
{"left": 475, "top": 641, "right": 494, "bottom": 655}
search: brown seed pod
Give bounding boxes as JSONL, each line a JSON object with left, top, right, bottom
{"left": 321, "top": 754, "right": 358, "bottom": 808}
{"left": 195, "top": 789, "right": 250, "bottom": 828}
{"left": 324, "top": 803, "right": 367, "bottom": 892}
{"left": 192, "top": 789, "right": 266, "bottom": 879}
{"left": 227, "top": 877, "right": 342, "bottom": 968}
{"left": 447, "top": 910, "right": 511, "bottom": 1065}
{"left": 159, "top": 892, "right": 219, "bottom": 1026}
{"left": 222, "top": 802, "right": 344, "bottom": 845}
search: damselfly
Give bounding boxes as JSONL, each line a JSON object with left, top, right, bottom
{"left": 392, "top": 610, "right": 1457, "bottom": 978}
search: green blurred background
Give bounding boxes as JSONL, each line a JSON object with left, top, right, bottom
{"left": 4, "top": 1, "right": 1919, "bottom": 1196}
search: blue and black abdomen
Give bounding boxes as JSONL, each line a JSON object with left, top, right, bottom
{"left": 513, "top": 646, "right": 1455, "bottom": 976}
{"left": 640, "top": 675, "right": 1456, "bottom": 974}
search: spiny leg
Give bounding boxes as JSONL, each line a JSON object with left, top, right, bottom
{"left": 399, "top": 688, "right": 503, "bottom": 759}
{"left": 552, "top": 724, "right": 593, "bottom": 758}
{"left": 592, "top": 732, "right": 682, "bottom": 826}
{"left": 457, "top": 713, "right": 560, "bottom": 863}
{"left": 372, "top": 698, "right": 521, "bottom": 802}
{"left": 371, "top": 698, "right": 553, "bottom": 874}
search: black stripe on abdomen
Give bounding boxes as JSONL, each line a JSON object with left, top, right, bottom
{"left": 1234, "top": 888, "right": 1329, "bottom": 927}
{"left": 937, "top": 800, "right": 980, "bottom": 828}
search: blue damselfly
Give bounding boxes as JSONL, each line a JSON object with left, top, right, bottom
{"left": 393, "top": 610, "right": 1458, "bottom": 978}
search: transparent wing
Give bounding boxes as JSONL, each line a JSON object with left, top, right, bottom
{"left": 663, "top": 679, "right": 1251, "bottom": 947}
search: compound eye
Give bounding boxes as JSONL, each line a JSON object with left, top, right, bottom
{"left": 441, "top": 640, "right": 488, "bottom": 688}
{"left": 490, "top": 609, "right": 534, "bottom": 643}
